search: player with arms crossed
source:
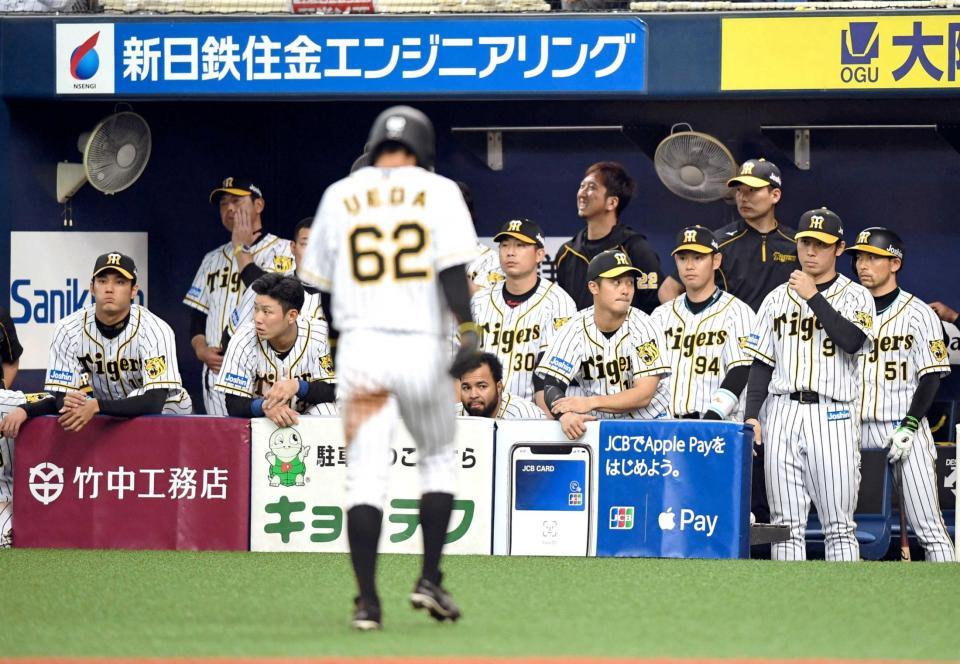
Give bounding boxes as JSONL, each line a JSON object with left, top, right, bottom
{"left": 850, "top": 227, "right": 954, "bottom": 562}
{"left": 743, "top": 209, "right": 875, "bottom": 561}
{"left": 651, "top": 226, "right": 754, "bottom": 420}
{"left": 536, "top": 250, "right": 672, "bottom": 440}
{"left": 1, "top": 252, "right": 192, "bottom": 438}
{"left": 216, "top": 273, "right": 335, "bottom": 427}
{"left": 299, "top": 106, "right": 481, "bottom": 631}
{"left": 184, "top": 178, "right": 294, "bottom": 415}
{"left": 471, "top": 218, "right": 576, "bottom": 412}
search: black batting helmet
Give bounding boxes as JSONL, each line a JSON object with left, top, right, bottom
{"left": 367, "top": 106, "right": 435, "bottom": 170}
{"left": 849, "top": 227, "right": 904, "bottom": 261}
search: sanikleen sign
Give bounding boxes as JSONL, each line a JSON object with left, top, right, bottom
{"left": 722, "top": 15, "right": 960, "bottom": 90}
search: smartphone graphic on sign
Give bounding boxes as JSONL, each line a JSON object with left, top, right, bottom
{"left": 509, "top": 444, "right": 591, "bottom": 556}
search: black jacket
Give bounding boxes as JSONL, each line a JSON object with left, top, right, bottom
{"left": 555, "top": 224, "right": 663, "bottom": 313}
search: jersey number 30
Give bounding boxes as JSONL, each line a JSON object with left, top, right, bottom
{"left": 350, "top": 222, "right": 428, "bottom": 283}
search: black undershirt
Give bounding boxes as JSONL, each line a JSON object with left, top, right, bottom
{"left": 874, "top": 287, "right": 901, "bottom": 314}
{"left": 96, "top": 312, "right": 131, "bottom": 340}
{"left": 684, "top": 288, "right": 722, "bottom": 315}
{"left": 502, "top": 278, "right": 540, "bottom": 308}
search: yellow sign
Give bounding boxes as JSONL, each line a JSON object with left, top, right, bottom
{"left": 722, "top": 15, "right": 960, "bottom": 90}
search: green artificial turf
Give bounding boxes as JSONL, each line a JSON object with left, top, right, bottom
{"left": 2, "top": 548, "right": 958, "bottom": 659}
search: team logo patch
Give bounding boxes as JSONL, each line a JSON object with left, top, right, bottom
{"left": 929, "top": 339, "right": 948, "bottom": 363}
{"left": 488, "top": 272, "right": 505, "bottom": 284}
{"left": 553, "top": 317, "right": 571, "bottom": 331}
{"left": 772, "top": 252, "right": 797, "bottom": 263}
{"left": 827, "top": 409, "right": 851, "bottom": 422}
{"left": 223, "top": 372, "right": 250, "bottom": 389}
{"left": 320, "top": 354, "right": 334, "bottom": 372}
{"left": 547, "top": 355, "right": 574, "bottom": 373}
{"left": 854, "top": 311, "right": 874, "bottom": 330}
{"left": 48, "top": 369, "right": 74, "bottom": 384}
{"left": 144, "top": 356, "right": 167, "bottom": 379}
{"left": 273, "top": 256, "right": 294, "bottom": 273}
{"left": 24, "top": 392, "right": 52, "bottom": 404}
{"left": 636, "top": 340, "right": 660, "bottom": 366}
{"left": 738, "top": 336, "right": 750, "bottom": 349}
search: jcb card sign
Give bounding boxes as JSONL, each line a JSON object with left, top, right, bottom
{"left": 722, "top": 15, "right": 960, "bottom": 90}
{"left": 249, "top": 417, "right": 494, "bottom": 554}
{"left": 9, "top": 232, "right": 148, "bottom": 369}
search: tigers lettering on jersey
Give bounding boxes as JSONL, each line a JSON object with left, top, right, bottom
{"left": 184, "top": 234, "right": 295, "bottom": 345}
{"left": 43, "top": 304, "right": 190, "bottom": 409}
{"left": 858, "top": 290, "right": 950, "bottom": 423}
{"left": 748, "top": 274, "right": 875, "bottom": 403}
{"left": 665, "top": 328, "right": 729, "bottom": 357}
{"left": 471, "top": 279, "right": 577, "bottom": 400}
{"left": 651, "top": 291, "right": 754, "bottom": 417}
{"left": 215, "top": 317, "right": 334, "bottom": 414}
{"left": 536, "top": 307, "right": 673, "bottom": 419}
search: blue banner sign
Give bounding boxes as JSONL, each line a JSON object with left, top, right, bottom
{"left": 596, "top": 420, "right": 753, "bottom": 559}
{"left": 56, "top": 18, "right": 647, "bottom": 96}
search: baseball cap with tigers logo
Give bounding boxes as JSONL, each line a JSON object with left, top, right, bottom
{"left": 92, "top": 252, "right": 137, "bottom": 282}
{"left": 493, "top": 218, "right": 545, "bottom": 247}
{"left": 209, "top": 177, "right": 263, "bottom": 204}
{"left": 672, "top": 225, "right": 719, "bottom": 255}
{"left": 727, "top": 158, "right": 782, "bottom": 190}
{"left": 587, "top": 249, "right": 641, "bottom": 282}
{"left": 795, "top": 207, "right": 844, "bottom": 245}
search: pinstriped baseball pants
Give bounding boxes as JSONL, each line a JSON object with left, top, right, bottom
{"left": 861, "top": 419, "right": 955, "bottom": 562}
{"left": 765, "top": 394, "right": 862, "bottom": 561}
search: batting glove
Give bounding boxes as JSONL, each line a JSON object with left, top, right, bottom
{"left": 885, "top": 415, "right": 919, "bottom": 463}
{"left": 449, "top": 322, "right": 483, "bottom": 378}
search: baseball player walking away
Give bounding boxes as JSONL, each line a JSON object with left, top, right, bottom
{"left": 0, "top": 390, "right": 53, "bottom": 547}
{"left": 850, "top": 227, "right": 955, "bottom": 562}
{"left": 456, "top": 353, "right": 544, "bottom": 419}
{"left": 0, "top": 252, "right": 193, "bottom": 438}
{"left": 743, "top": 209, "right": 875, "bottom": 561}
{"left": 223, "top": 217, "right": 326, "bottom": 349}
{"left": 298, "top": 106, "right": 481, "bottom": 631}
{"left": 536, "top": 249, "right": 673, "bottom": 441}
{"left": 555, "top": 162, "right": 663, "bottom": 314}
{"left": 216, "top": 273, "right": 336, "bottom": 427}
{"left": 471, "top": 218, "right": 576, "bottom": 412}
{"left": 184, "top": 178, "right": 294, "bottom": 415}
{"left": 650, "top": 226, "right": 754, "bottom": 420}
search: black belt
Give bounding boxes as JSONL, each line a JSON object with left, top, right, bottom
{"left": 680, "top": 412, "right": 701, "bottom": 419}
{"left": 789, "top": 391, "right": 819, "bottom": 404}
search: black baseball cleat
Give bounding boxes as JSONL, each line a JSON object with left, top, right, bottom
{"left": 351, "top": 596, "right": 382, "bottom": 631}
{"left": 410, "top": 575, "right": 461, "bottom": 622}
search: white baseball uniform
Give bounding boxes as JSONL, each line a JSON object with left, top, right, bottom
{"left": 184, "top": 234, "right": 294, "bottom": 415}
{"left": 214, "top": 317, "right": 336, "bottom": 416}
{"left": 747, "top": 274, "right": 875, "bottom": 561}
{"left": 535, "top": 306, "right": 673, "bottom": 420}
{"left": 471, "top": 278, "right": 576, "bottom": 401}
{"left": 651, "top": 291, "right": 754, "bottom": 419}
{"left": 857, "top": 289, "right": 954, "bottom": 562}
{"left": 45, "top": 304, "right": 193, "bottom": 414}
{"left": 455, "top": 392, "right": 545, "bottom": 419}
{"left": 298, "top": 164, "right": 477, "bottom": 509}
{"left": 0, "top": 389, "right": 40, "bottom": 547}
{"left": 467, "top": 242, "right": 505, "bottom": 289}
{"left": 227, "top": 282, "right": 324, "bottom": 337}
